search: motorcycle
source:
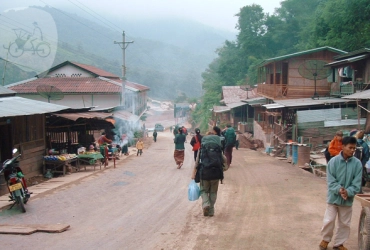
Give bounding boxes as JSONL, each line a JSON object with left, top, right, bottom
{"left": 0, "top": 149, "right": 31, "bottom": 213}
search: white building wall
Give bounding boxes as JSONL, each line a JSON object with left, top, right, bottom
{"left": 47, "top": 65, "right": 94, "bottom": 77}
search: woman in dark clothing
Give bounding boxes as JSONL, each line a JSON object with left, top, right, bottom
{"left": 190, "top": 128, "right": 202, "bottom": 161}
{"left": 174, "top": 128, "right": 186, "bottom": 169}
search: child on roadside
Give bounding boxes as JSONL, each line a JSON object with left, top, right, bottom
{"left": 136, "top": 138, "right": 144, "bottom": 156}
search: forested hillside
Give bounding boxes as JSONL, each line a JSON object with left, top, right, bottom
{"left": 192, "top": 0, "right": 370, "bottom": 130}
{"left": 0, "top": 6, "right": 233, "bottom": 99}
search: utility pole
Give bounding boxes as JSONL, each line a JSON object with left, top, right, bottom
{"left": 114, "top": 31, "right": 133, "bottom": 108}
{"left": 2, "top": 42, "right": 10, "bottom": 86}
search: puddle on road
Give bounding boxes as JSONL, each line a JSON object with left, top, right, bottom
{"left": 123, "top": 171, "right": 135, "bottom": 176}
{"left": 113, "top": 181, "right": 129, "bottom": 186}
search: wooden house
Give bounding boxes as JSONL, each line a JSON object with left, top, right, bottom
{"left": 0, "top": 87, "right": 68, "bottom": 195}
{"left": 257, "top": 47, "right": 346, "bottom": 100}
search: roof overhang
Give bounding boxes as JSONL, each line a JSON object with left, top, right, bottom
{"left": 342, "top": 89, "right": 370, "bottom": 99}
{"left": 263, "top": 103, "right": 285, "bottom": 109}
{"left": 51, "top": 112, "right": 113, "bottom": 121}
{"left": 325, "top": 54, "right": 368, "bottom": 67}
{"left": 213, "top": 106, "right": 231, "bottom": 113}
{"left": 226, "top": 102, "right": 247, "bottom": 109}
{"left": 0, "top": 96, "right": 69, "bottom": 118}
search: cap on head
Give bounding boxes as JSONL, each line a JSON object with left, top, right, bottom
{"left": 89, "top": 145, "right": 94, "bottom": 149}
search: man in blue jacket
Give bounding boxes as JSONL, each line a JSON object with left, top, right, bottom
{"left": 319, "top": 136, "right": 362, "bottom": 250}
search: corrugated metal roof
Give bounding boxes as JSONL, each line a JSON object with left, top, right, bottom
{"left": 113, "top": 110, "right": 140, "bottom": 122}
{"left": 0, "top": 96, "right": 69, "bottom": 117}
{"left": 326, "top": 54, "right": 368, "bottom": 67}
{"left": 259, "top": 47, "right": 347, "bottom": 66}
{"left": 324, "top": 118, "right": 365, "bottom": 127}
{"left": 263, "top": 103, "right": 285, "bottom": 109}
{"left": 51, "top": 112, "right": 113, "bottom": 121}
{"left": 213, "top": 106, "right": 230, "bottom": 113}
{"left": 273, "top": 98, "right": 352, "bottom": 108}
{"left": 0, "top": 86, "right": 15, "bottom": 95}
{"left": 297, "top": 109, "right": 341, "bottom": 123}
{"left": 226, "top": 102, "right": 248, "bottom": 109}
{"left": 334, "top": 48, "right": 370, "bottom": 60}
{"left": 342, "top": 89, "right": 370, "bottom": 99}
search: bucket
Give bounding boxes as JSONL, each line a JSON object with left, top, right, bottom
{"left": 297, "top": 145, "right": 311, "bottom": 167}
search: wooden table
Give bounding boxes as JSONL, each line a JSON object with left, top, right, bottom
{"left": 43, "top": 157, "right": 79, "bottom": 176}
{"left": 77, "top": 153, "right": 104, "bottom": 171}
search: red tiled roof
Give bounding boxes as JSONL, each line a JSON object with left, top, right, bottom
{"left": 118, "top": 80, "right": 150, "bottom": 91}
{"left": 8, "top": 78, "right": 121, "bottom": 94}
{"left": 71, "top": 62, "right": 120, "bottom": 79}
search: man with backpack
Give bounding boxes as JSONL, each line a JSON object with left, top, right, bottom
{"left": 223, "top": 124, "right": 236, "bottom": 167}
{"left": 191, "top": 132, "right": 228, "bottom": 217}
{"left": 153, "top": 130, "right": 158, "bottom": 142}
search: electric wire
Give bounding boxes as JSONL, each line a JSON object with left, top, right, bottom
{"left": 67, "top": 0, "right": 122, "bottom": 33}
{"left": 39, "top": 0, "right": 117, "bottom": 42}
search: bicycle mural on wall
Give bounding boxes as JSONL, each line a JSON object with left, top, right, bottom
{"left": 3, "top": 22, "right": 51, "bottom": 58}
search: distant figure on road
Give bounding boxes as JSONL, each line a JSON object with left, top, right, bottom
{"left": 170, "top": 126, "right": 173, "bottom": 133}
{"left": 136, "top": 138, "right": 144, "bottom": 156}
{"left": 319, "top": 136, "right": 362, "bottom": 250}
{"left": 153, "top": 130, "right": 158, "bottom": 142}
{"left": 190, "top": 128, "right": 202, "bottom": 161}
{"left": 174, "top": 128, "right": 186, "bottom": 169}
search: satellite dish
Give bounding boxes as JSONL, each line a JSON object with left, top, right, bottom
{"left": 298, "top": 60, "right": 331, "bottom": 99}
{"left": 36, "top": 85, "right": 64, "bottom": 103}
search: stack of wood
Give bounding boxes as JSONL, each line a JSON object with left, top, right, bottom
{"left": 237, "top": 132, "right": 264, "bottom": 150}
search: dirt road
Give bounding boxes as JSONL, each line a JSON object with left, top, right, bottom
{"left": 0, "top": 130, "right": 363, "bottom": 249}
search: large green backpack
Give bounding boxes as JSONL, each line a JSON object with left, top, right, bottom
{"left": 198, "top": 135, "right": 224, "bottom": 181}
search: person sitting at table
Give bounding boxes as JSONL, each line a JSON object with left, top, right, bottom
{"left": 88, "top": 145, "right": 96, "bottom": 152}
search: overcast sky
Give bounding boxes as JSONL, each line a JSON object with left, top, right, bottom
{"left": 1, "top": 0, "right": 283, "bottom": 31}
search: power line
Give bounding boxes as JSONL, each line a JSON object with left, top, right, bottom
{"left": 68, "top": 0, "right": 122, "bottom": 33}
{"left": 39, "top": 0, "right": 117, "bottom": 42}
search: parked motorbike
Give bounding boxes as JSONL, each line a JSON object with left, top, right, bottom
{"left": 0, "top": 149, "right": 31, "bottom": 213}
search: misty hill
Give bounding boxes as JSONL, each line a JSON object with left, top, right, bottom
{"left": 1, "top": 6, "right": 234, "bottom": 99}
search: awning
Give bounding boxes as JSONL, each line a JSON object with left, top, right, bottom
{"left": 263, "top": 103, "right": 285, "bottom": 109}
{"left": 51, "top": 112, "right": 113, "bottom": 121}
{"left": 326, "top": 54, "right": 367, "bottom": 67}
{"left": 226, "top": 102, "right": 247, "bottom": 109}
{"left": 0, "top": 96, "right": 69, "bottom": 117}
{"left": 342, "top": 89, "right": 370, "bottom": 99}
{"left": 213, "top": 106, "right": 230, "bottom": 113}
{"left": 113, "top": 110, "right": 140, "bottom": 122}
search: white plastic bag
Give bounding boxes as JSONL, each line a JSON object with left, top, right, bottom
{"left": 188, "top": 180, "right": 200, "bottom": 201}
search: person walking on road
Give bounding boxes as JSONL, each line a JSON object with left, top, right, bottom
{"left": 136, "top": 138, "right": 144, "bottom": 156}
{"left": 174, "top": 128, "right": 186, "bottom": 169}
{"left": 153, "top": 130, "right": 158, "bottom": 142}
{"left": 223, "top": 124, "right": 236, "bottom": 167}
{"left": 212, "top": 126, "right": 225, "bottom": 153}
{"left": 191, "top": 133, "right": 227, "bottom": 217}
{"left": 190, "top": 128, "right": 202, "bottom": 161}
{"left": 319, "top": 136, "right": 362, "bottom": 250}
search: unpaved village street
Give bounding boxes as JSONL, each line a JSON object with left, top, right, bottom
{"left": 0, "top": 130, "right": 364, "bottom": 249}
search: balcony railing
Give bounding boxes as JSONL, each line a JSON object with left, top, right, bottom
{"left": 257, "top": 84, "right": 330, "bottom": 99}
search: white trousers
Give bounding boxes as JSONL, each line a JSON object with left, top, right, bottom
{"left": 321, "top": 203, "right": 352, "bottom": 247}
